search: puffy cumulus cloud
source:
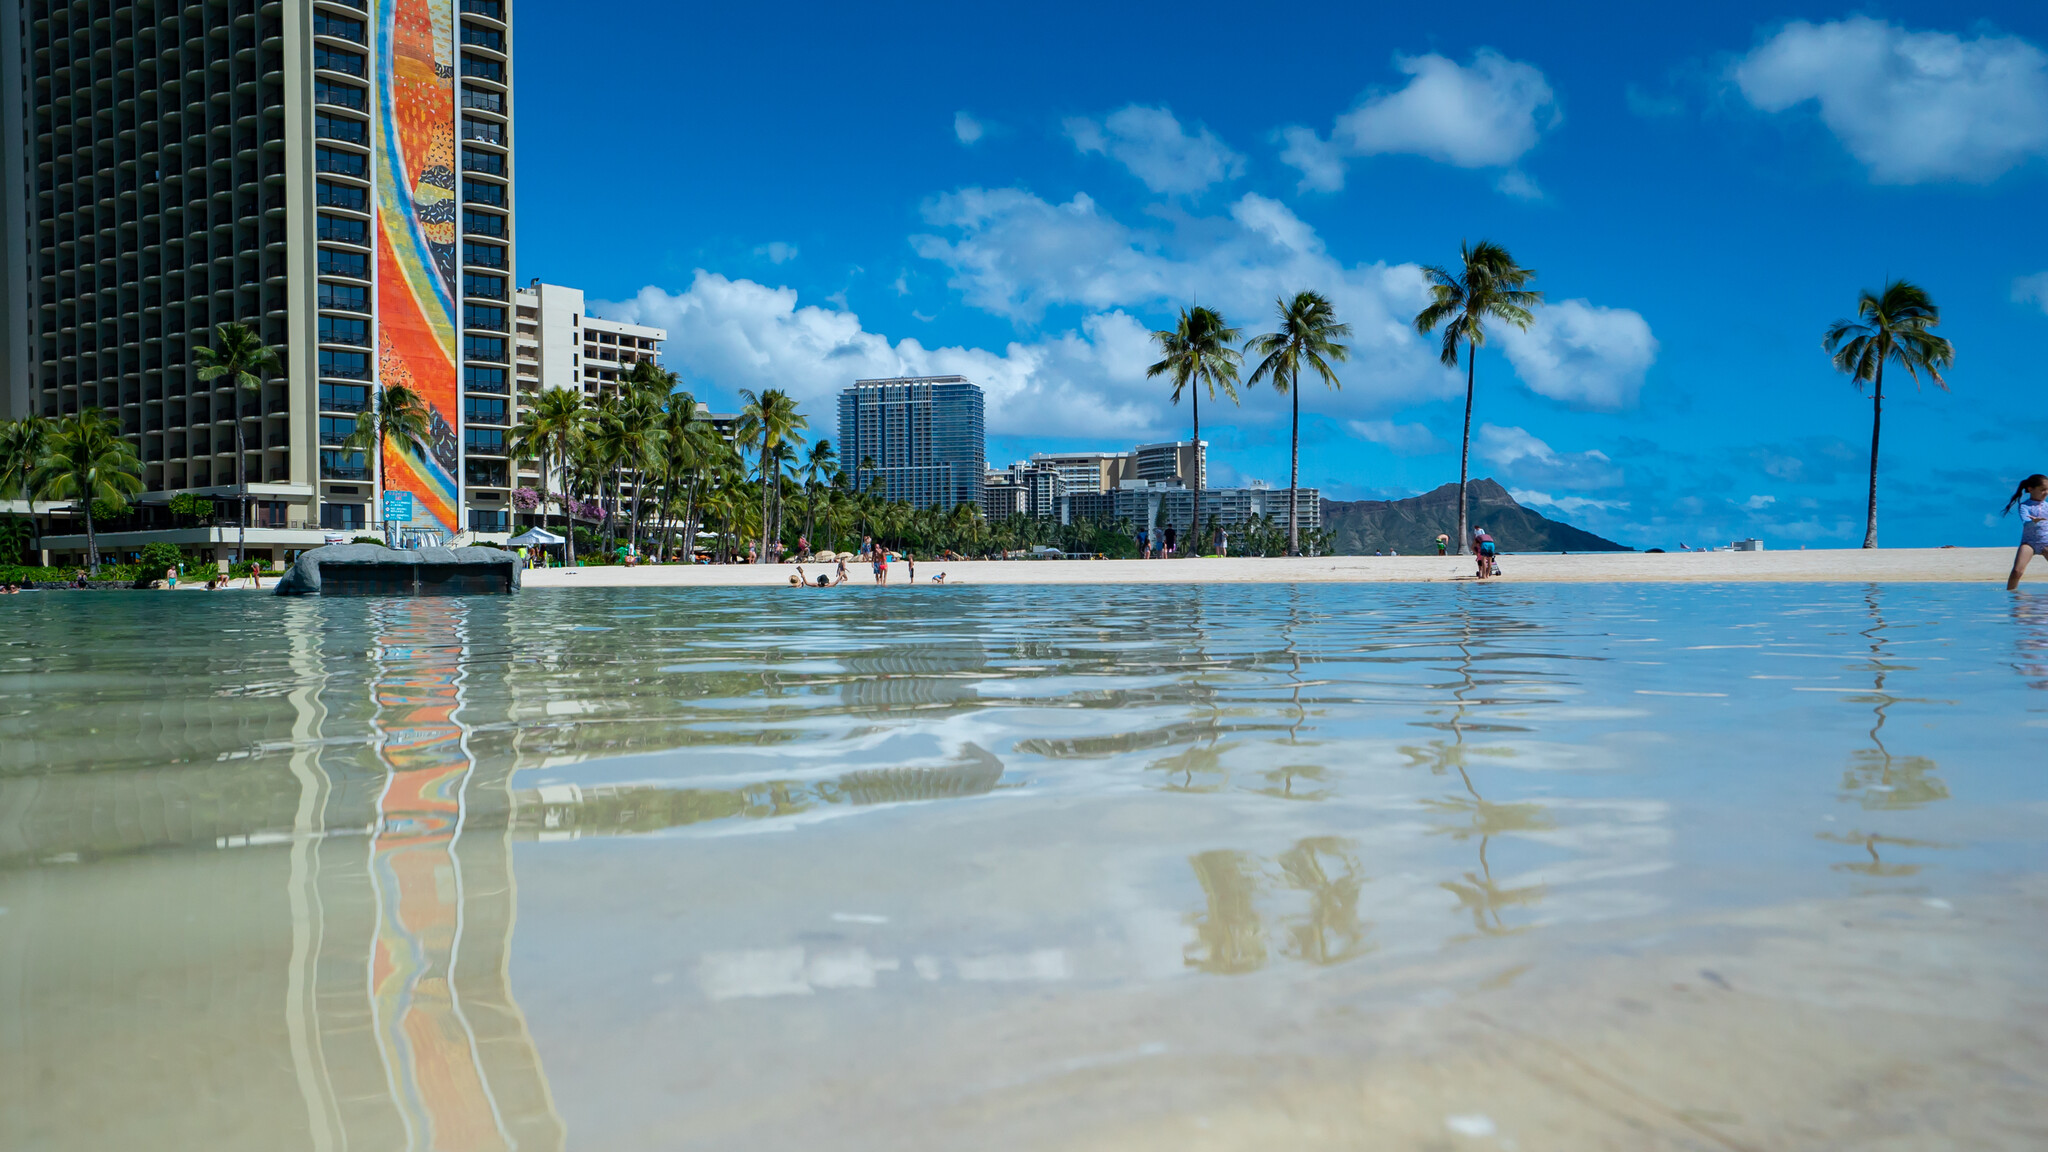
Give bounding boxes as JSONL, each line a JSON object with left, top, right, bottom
{"left": 1476, "top": 424, "right": 1624, "bottom": 490}
{"left": 1509, "top": 489, "right": 1629, "bottom": 516}
{"left": 1496, "top": 299, "right": 1658, "bottom": 410}
{"left": 2015, "top": 271, "right": 2048, "bottom": 314}
{"left": 911, "top": 187, "right": 1465, "bottom": 414}
{"left": 599, "top": 273, "right": 1170, "bottom": 440}
{"left": 1274, "top": 125, "right": 1347, "bottom": 193}
{"left": 1733, "top": 17, "right": 2048, "bottom": 183}
{"left": 1063, "top": 105, "right": 1246, "bottom": 194}
{"left": 954, "top": 111, "right": 985, "bottom": 145}
{"left": 1337, "top": 50, "right": 1557, "bottom": 165}
{"left": 1348, "top": 419, "right": 1447, "bottom": 455}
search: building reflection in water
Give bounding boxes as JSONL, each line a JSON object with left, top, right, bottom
{"left": 1184, "top": 838, "right": 1373, "bottom": 975}
{"left": 0, "top": 598, "right": 564, "bottom": 1151}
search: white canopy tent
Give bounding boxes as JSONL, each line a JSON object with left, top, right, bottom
{"left": 505, "top": 528, "right": 565, "bottom": 547}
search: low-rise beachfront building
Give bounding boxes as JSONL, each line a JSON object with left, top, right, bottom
{"left": 1060, "top": 480, "right": 1320, "bottom": 538}
{"left": 838, "top": 376, "right": 986, "bottom": 512}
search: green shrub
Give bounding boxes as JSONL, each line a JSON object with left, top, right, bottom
{"left": 351, "top": 536, "right": 382, "bottom": 546}
{"left": 137, "top": 541, "right": 183, "bottom": 572}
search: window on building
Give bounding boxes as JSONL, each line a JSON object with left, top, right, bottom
{"left": 313, "top": 11, "right": 365, "bottom": 41}
{"left": 464, "top": 303, "right": 507, "bottom": 330}
{"left": 320, "top": 503, "right": 367, "bottom": 531}
{"left": 463, "top": 271, "right": 505, "bottom": 299}
{"left": 315, "top": 147, "right": 366, "bottom": 177}
{"left": 314, "top": 80, "right": 365, "bottom": 110}
{"left": 319, "top": 282, "right": 370, "bottom": 312}
{"left": 319, "top": 349, "right": 370, "bottom": 379}
{"left": 460, "top": 88, "right": 503, "bottom": 113}
{"left": 461, "top": 55, "right": 505, "bottom": 82}
{"left": 464, "top": 366, "right": 508, "bottom": 393}
{"left": 319, "top": 315, "right": 370, "bottom": 346}
{"left": 318, "top": 415, "right": 355, "bottom": 445}
{"left": 468, "top": 508, "right": 509, "bottom": 533}
{"left": 320, "top": 449, "right": 370, "bottom": 480}
{"left": 319, "top": 382, "right": 369, "bottom": 412}
{"left": 460, "top": 148, "right": 504, "bottom": 176}
{"left": 318, "top": 248, "right": 369, "bottom": 278}
{"left": 459, "top": 24, "right": 503, "bottom": 51}
{"left": 463, "top": 335, "right": 507, "bottom": 362}
{"left": 460, "top": 118, "right": 504, "bottom": 145}
{"left": 317, "top": 180, "right": 367, "bottom": 211}
{"left": 313, "top": 45, "right": 365, "bottom": 76}
{"left": 464, "top": 396, "right": 506, "bottom": 425}
{"left": 466, "top": 459, "right": 508, "bottom": 487}
{"left": 461, "top": 241, "right": 506, "bottom": 268}
{"left": 465, "top": 428, "right": 506, "bottom": 454}
{"left": 460, "top": 0, "right": 504, "bottom": 18}
{"left": 462, "top": 178, "right": 504, "bottom": 207}
{"left": 317, "top": 214, "right": 368, "bottom": 244}
{"left": 461, "top": 208, "right": 505, "bottom": 237}
{"left": 314, "top": 113, "right": 366, "bottom": 145}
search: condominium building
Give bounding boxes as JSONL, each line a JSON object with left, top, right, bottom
{"left": 0, "top": 0, "right": 516, "bottom": 560}
{"left": 837, "top": 376, "right": 985, "bottom": 511}
{"left": 1134, "top": 440, "right": 1205, "bottom": 490}
{"left": 1028, "top": 449, "right": 1132, "bottom": 496}
{"left": 1062, "top": 481, "right": 1320, "bottom": 536}
{"left": 981, "top": 460, "right": 1063, "bottom": 521}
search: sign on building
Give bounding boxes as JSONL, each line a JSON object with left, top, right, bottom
{"left": 382, "top": 490, "right": 416, "bottom": 524}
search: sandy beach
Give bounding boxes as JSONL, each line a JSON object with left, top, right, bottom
{"left": 521, "top": 546, "right": 2013, "bottom": 589}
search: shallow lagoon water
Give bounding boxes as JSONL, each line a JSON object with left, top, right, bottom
{"left": 2, "top": 583, "right": 2044, "bottom": 1150}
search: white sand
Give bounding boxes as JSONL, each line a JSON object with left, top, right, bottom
{"left": 522, "top": 547, "right": 2015, "bottom": 589}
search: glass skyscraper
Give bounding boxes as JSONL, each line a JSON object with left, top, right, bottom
{"left": 837, "top": 375, "right": 985, "bottom": 512}
{"left": 0, "top": 0, "right": 515, "bottom": 561}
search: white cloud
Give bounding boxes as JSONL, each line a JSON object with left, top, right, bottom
{"left": 1496, "top": 299, "right": 1658, "bottom": 410}
{"left": 2015, "top": 271, "right": 2048, "bottom": 314}
{"left": 1332, "top": 49, "right": 1558, "bottom": 168}
{"left": 600, "top": 273, "right": 1169, "bottom": 441}
{"left": 1063, "top": 105, "right": 1246, "bottom": 194}
{"left": 1493, "top": 169, "right": 1542, "bottom": 199}
{"left": 1743, "top": 495, "right": 1777, "bottom": 510}
{"left": 1275, "top": 126, "right": 1347, "bottom": 192}
{"left": 1733, "top": 17, "right": 2048, "bottom": 183}
{"left": 1477, "top": 425, "right": 1624, "bottom": 490}
{"left": 753, "top": 241, "right": 799, "bottom": 264}
{"left": 910, "top": 187, "right": 1465, "bottom": 414}
{"left": 954, "top": 111, "right": 985, "bottom": 145}
{"left": 1509, "top": 489, "right": 1629, "bottom": 516}
{"left": 1349, "top": 419, "right": 1447, "bottom": 455}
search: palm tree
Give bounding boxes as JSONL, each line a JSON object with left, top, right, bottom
{"left": 190, "top": 322, "right": 280, "bottom": 564}
{"left": 736, "top": 388, "right": 807, "bottom": 562}
{"left": 1413, "top": 241, "right": 1542, "bottom": 554}
{"left": 800, "top": 438, "right": 838, "bottom": 553}
{"left": 1147, "top": 305, "right": 1241, "bottom": 553}
{"left": 510, "top": 386, "right": 589, "bottom": 561}
{"left": 1247, "top": 291, "right": 1351, "bottom": 556}
{"left": 30, "top": 409, "right": 143, "bottom": 574}
{"left": 341, "top": 382, "right": 432, "bottom": 547}
{"left": 1824, "top": 280, "right": 1954, "bottom": 549}
{"left": 0, "top": 414, "right": 55, "bottom": 560}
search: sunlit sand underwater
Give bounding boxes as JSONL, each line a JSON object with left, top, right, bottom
{"left": 2, "top": 583, "right": 2044, "bottom": 1150}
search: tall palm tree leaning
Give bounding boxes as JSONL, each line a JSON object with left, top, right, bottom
{"left": 341, "top": 382, "right": 432, "bottom": 547}
{"left": 1823, "top": 280, "right": 1953, "bottom": 549}
{"left": 0, "top": 413, "right": 55, "bottom": 560}
{"left": 30, "top": 409, "right": 143, "bottom": 574}
{"left": 1147, "top": 305, "right": 1241, "bottom": 554}
{"left": 190, "top": 322, "right": 280, "bottom": 564}
{"left": 801, "top": 438, "right": 838, "bottom": 553}
{"left": 1247, "top": 291, "right": 1351, "bottom": 556}
{"left": 1413, "top": 241, "right": 1542, "bottom": 555}
{"left": 510, "top": 386, "right": 589, "bottom": 564}
{"left": 736, "top": 388, "right": 807, "bottom": 563}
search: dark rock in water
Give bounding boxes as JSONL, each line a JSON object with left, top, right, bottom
{"left": 1321, "top": 477, "right": 1630, "bottom": 554}
{"left": 274, "top": 543, "right": 520, "bottom": 596}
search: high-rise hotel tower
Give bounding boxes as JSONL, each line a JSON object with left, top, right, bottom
{"left": 0, "top": 0, "right": 516, "bottom": 560}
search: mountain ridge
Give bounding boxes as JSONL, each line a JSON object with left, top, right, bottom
{"left": 1319, "top": 479, "right": 1630, "bottom": 554}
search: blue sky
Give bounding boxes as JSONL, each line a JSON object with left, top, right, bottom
{"left": 511, "top": 1, "right": 2048, "bottom": 549}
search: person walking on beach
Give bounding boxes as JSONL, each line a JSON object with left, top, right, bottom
{"left": 1471, "top": 528, "right": 1498, "bottom": 579}
{"left": 835, "top": 555, "right": 850, "bottom": 585}
{"left": 906, "top": 551, "right": 915, "bottom": 583}
{"left": 1164, "top": 525, "right": 1177, "bottom": 559}
{"left": 878, "top": 549, "right": 890, "bottom": 584}
{"left": 2006, "top": 475, "right": 2048, "bottom": 589}
{"left": 1135, "top": 527, "right": 1148, "bottom": 558}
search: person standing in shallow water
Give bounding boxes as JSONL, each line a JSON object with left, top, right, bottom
{"left": 2006, "top": 475, "right": 2048, "bottom": 590}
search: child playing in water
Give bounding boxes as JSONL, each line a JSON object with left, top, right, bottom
{"left": 2006, "top": 475, "right": 2048, "bottom": 590}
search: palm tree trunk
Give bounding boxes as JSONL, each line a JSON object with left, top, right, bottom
{"left": 1288, "top": 367, "right": 1301, "bottom": 556}
{"left": 235, "top": 418, "right": 247, "bottom": 564}
{"left": 1189, "top": 390, "right": 1200, "bottom": 558}
{"left": 84, "top": 504, "right": 98, "bottom": 574}
{"left": 1457, "top": 342, "right": 1475, "bottom": 556}
{"left": 1863, "top": 361, "right": 1883, "bottom": 549}
{"left": 757, "top": 447, "right": 774, "bottom": 562}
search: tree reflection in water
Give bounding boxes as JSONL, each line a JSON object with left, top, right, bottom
{"left": 1826, "top": 588, "right": 1950, "bottom": 875}
{"left": 1183, "top": 838, "right": 1373, "bottom": 974}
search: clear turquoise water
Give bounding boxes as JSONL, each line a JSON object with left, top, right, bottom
{"left": 2, "top": 584, "right": 2043, "bottom": 1149}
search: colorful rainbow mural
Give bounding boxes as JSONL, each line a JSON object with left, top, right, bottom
{"left": 375, "top": 0, "right": 461, "bottom": 536}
